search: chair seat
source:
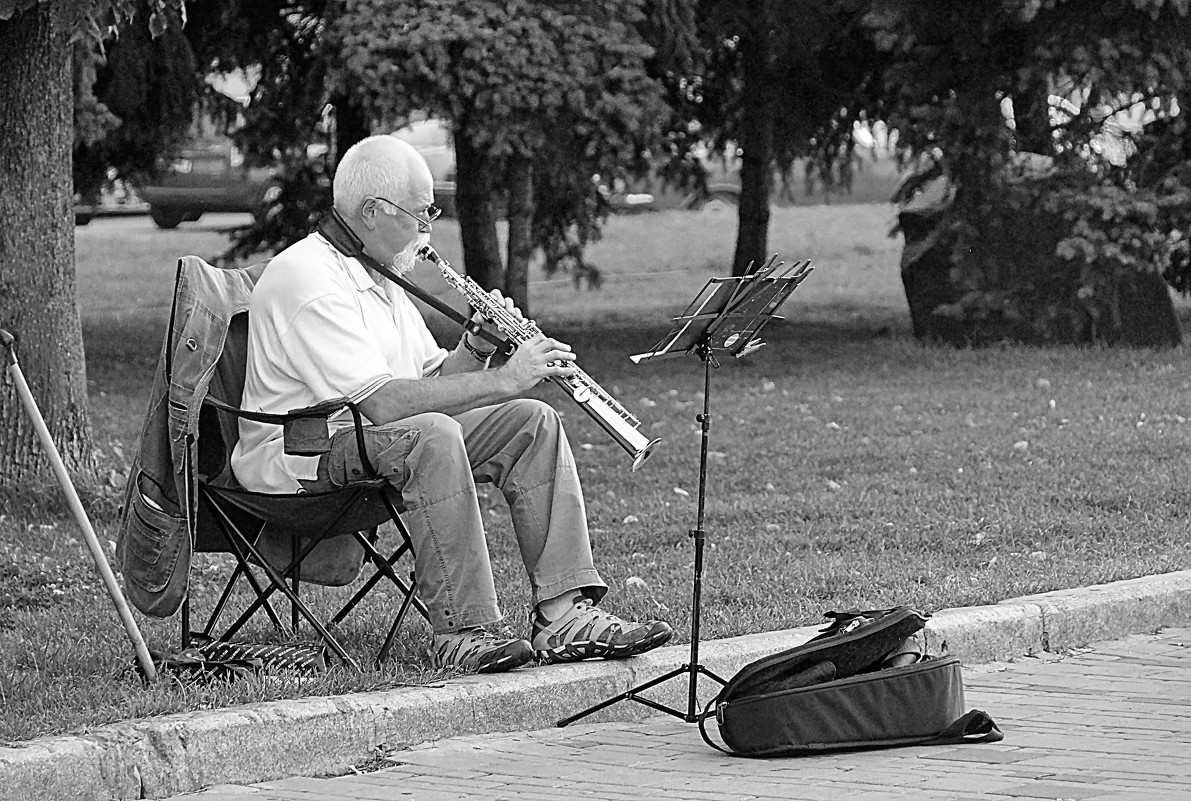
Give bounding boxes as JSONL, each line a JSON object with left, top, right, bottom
{"left": 204, "top": 480, "right": 398, "bottom": 542}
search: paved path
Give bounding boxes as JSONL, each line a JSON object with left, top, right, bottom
{"left": 161, "top": 627, "right": 1191, "bottom": 801}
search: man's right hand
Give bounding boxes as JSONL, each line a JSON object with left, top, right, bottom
{"left": 499, "top": 333, "right": 577, "bottom": 392}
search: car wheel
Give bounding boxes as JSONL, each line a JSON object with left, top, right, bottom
{"left": 150, "top": 208, "right": 186, "bottom": 229}
{"left": 184, "top": 211, "right": 203, "bottom": 222}
{"left": 74, "top": 210, "right": 93, "bottom": 226}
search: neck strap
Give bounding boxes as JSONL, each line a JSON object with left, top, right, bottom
{"left": 315, "top": 211, "right": 505, "bottom": 350}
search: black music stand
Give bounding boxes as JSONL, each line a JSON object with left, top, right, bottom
{"left": 557, "top": 256, "right": 814, "bottom": 727}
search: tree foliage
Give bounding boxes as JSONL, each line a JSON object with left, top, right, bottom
{"left": 865, "top": 0, "right": 1191, "bottom": 344}
{"left": 684, "top": 0, "right": 877, "bottom": 275}
{"left": 73, "top": 1, "right": 197, "bottom": 201}
{"left": 182, "top": 0, "right": 342, "bottom": 264}
{"left": 0, "top": 0, "right": 173, "bottom": 35}
{"left": 184, "top": 0, "right": 332, "bottom": 165}
{"left": 146, "top": 0, "right": 680, "bottom": 315}
{"left": 332, "top": 0, "right": 668, "bottom": 308}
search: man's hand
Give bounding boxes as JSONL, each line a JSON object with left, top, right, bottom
{"left": 467, "top": 288, "right": 519, "bottom": 347}
{"left": 499, "top": 333, "right": 577, "bottom": 392}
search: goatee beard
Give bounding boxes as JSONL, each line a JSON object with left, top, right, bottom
{"left": 392, "top": 233, "right": 431, "bottom": 275}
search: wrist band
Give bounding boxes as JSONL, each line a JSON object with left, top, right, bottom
{"left": 461, "top": 334, "right": 496, "bottom": 361}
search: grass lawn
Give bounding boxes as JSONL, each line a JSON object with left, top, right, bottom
{"left": 3, "top": 201, "right": 1191, "bottom": 744}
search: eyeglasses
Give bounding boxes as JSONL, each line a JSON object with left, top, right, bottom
{"left": 371, "top": 196, "right": 441, "bottom": 232}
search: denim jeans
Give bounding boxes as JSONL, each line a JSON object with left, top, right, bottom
{"left": 301, "top": 399, "right": 607, "bottom": 634}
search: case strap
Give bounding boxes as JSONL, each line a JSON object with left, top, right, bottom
{"left": 927, "top": 709, "right": 1004, "bottom": 745}
{"left": 697, "top": 698, "right": 732, "bottom": 755}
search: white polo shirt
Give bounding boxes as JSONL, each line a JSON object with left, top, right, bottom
{"left": 230, "top": 232, "right": 448, "bottom": 493}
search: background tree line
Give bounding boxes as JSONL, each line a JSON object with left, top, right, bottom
{"left": 2, "top": 0, "right": 1190, "bottom": 482}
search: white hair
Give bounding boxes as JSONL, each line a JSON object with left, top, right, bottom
{"left": 333, "top": 134, "right": 430, "bottom": 218}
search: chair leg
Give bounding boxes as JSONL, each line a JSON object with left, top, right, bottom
{"left": 202, "top": 489, "right": 351, "bottom": 662}
{"left": 329, "top": 546, "right": 402, "bottom": 627}
{"left": 330, "top": 532, "right": 427, "bottom": 626}
{"left": 198, "top": 486, "right": 421, "bottom": 672}
{"left": 206, "top": 512, "right": 286, "bottom": 634}
{"left": 330, "top": 491, "right": 430, "bottom": 665}
{"left": 219, "top": 490, "right": 364, "bottom": 633}
{"left": 377, "top": 572, "right": 418, "bottom": 665}
{"left": 204, "top": 562, "right": 286, "bottom": 636}
{"left": 326, "top": 524, "right": 382, "bottom": 627}
{"left": 354, "top": 532, "right": 429, "bottom": 620}
{"left": 234, "top": 562, "right": 287, "bottom": 632}
{"left": 220, "top": 529, "right": 361, "bottom": 670}
{"left": 181, "top": 596, "right": 191, "bottom": 650}
{"left": 220, "top": 527, "right": 330, "bottom": 640}
{"left": 291, "top": 535, "right": 300, "bottom": 635}
{"left": 204, "top": 562, "right": 242, "bottom": 636}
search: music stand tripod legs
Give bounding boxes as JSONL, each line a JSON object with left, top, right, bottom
{"left": 555, "top": 257, "right": 812, "bottom": 728}
{"left": 557, "top": 344, "right": 727, "bottom": 726}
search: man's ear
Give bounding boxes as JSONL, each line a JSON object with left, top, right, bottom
{"left": 358, "top": 198, "right": 380, "bottom": 230}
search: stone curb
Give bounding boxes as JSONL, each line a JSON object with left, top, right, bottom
{"left": 4, "top": 569, "right": 1191, "bottom": 801}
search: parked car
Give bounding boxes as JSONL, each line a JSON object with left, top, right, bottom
{"left": 139, "top": 139, "right": 280, "bottom": 229}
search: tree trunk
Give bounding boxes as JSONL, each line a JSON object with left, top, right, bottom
{"left": 1011, "top": 79, "right": 1054, "bottom": 156}
{"left": 0, "top": 4, "right": 94, "bottom": 485}
{"left": 331, "top": 93, "right": 370, "bottom": 167}
{"left": 453, "top": 131, "right": 504, "bottom": 290}
{"left": 731, "top": 27, "right": 775, "bottom": 277}
{"left": 1105, "top": 270, "right": 1181, "bottom": 347}
{"left": 897, "top": 204, "right": 965, "bottom": 344}
{"left": 504, "top": 156, "right": 534, "bottom": 316}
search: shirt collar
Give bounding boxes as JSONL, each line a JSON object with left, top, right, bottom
{"left": 315, "top": 231, "right": 383, "bottom": 293}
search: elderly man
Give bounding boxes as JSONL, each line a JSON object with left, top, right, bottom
{"left": 231, "top": 134, "right": 672, "bottom": 673}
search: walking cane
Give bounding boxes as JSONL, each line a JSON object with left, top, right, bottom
{"left": 0, "top": 328, "right": 157, "bottom": 682}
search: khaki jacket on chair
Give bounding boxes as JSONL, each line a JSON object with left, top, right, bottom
{"left": 117, "top": 256, "right": 365, "bottom": 619}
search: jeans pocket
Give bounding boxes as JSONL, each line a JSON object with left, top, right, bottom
{"left": 119, "top": 487, "right": 189, "bottom": 595}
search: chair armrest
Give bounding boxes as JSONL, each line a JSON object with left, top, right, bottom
{"left": 286, "top": 397, "right": 352, "bottom": 419}
{"left": 283, "top": 397, "right": 354, "bottom": 456}
{"left": 202, "top": 395, "right": 354, "bottom": 457}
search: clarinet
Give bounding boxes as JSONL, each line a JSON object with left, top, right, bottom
{"left": 418, "top": 245, "right": 661, "bottom": 471}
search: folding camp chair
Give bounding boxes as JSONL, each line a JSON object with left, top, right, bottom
{"left": 172, "top": 256, "right": 428, "bottom": 671}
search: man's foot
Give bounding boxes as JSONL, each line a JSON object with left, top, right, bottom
{"left": 531, "top": 597, "right": 673, "bottom": 663}
{"left": 431, "top": 628, "right": 534, "bottom": 673}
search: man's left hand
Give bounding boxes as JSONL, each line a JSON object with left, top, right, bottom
{"left": 465, "top": 289, "right": 523, "bottom": 356}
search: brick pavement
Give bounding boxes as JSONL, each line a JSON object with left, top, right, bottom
{"left": 160, "top": 626, "right": 1191, "bottom": 801}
